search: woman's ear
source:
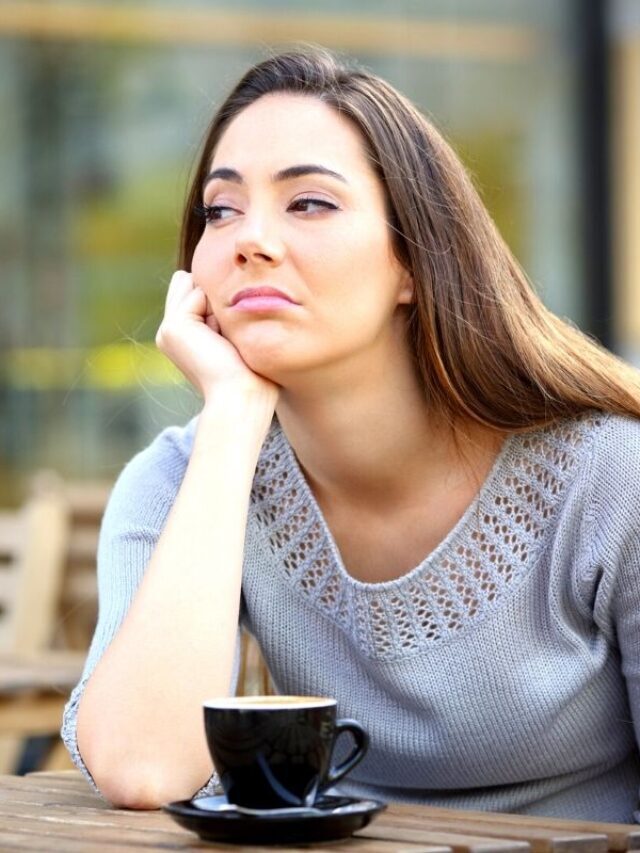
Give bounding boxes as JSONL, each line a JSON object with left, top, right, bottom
{"left": 397, "top": 269, "right": 414, "bottom": 305}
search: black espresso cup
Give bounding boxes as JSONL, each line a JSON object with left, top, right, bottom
{"left": 203, "top": 695, "right": 369, "bottom": 809}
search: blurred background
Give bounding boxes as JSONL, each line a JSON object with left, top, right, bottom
{"left": 1, "top": 0, "right": 639, "bottom": 503}
{"left": 0, "top": 0, "right": 639, "bottom": 777}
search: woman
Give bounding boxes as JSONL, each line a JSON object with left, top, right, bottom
{"left": 62, "top": 47, "right": 640, "bottom": 821}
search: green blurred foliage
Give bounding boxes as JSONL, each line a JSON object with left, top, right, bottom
{"left": 71, "top": 166, "right": 188, "bottom": 344}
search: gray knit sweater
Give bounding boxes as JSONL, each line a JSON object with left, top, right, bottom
{"left": 62, "top": 411, "right": 640, "bottom": 822}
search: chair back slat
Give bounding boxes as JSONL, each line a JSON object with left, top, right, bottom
{"left": 28, "top": 472, "right": 111, "bottom": 650}
{"left": 0, "top": 492, "right": 69, "bottom": 655}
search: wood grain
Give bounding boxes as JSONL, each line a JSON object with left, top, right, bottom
{"left": 365, "top": 810, "right": 607, "bottom": 853}
{"left": 0, "top": 774, "right": 438, "bottom": 851}
{"left": 390, "top": 803, "right": 640, "bottom": 851}
{"left": 0, "top": 772, "right": 636, "bottom": 853}
{"left": 358, "top": 821, "right": 530, "bottom": 853}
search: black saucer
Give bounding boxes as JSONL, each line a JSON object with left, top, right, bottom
{"left": 163, "top": 793, "right": 386, "bottom": 845}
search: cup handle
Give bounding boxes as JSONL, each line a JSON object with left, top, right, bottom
{"left": 323, "top": 718, "right": 369, "bottom": 788}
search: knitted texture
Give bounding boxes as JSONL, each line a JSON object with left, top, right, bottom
{"left": 251, "top": 418, "right": 597, "bottom": 659}
{"left": 62, "top": 412, "right": 640, "bottom": 821}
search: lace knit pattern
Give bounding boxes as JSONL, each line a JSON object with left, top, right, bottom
{"left": 251, "top": 413, "right": 603, "bottom": 661}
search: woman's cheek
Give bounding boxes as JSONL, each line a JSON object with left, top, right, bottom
{"left": 190, "top": 238, "right": 207, "bottom": 282}
{"left": 191, "top": 239, "right": 226, "bottom": 300}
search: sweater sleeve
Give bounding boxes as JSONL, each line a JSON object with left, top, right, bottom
{"left": 586, "top": 415, "right": 640, "bottom": 819}
{"left": 60, "top": 418, "right": 240, "bottom": 801}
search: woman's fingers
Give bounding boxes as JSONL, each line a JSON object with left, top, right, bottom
{"left": 180, "top": 286, "right": 208, "bottom": 319}
{"left": 165, "top": 270, "right": 195, "bottom": 313}
{"left": 164, "top": 273, "right": 218, "bottom": 331}
{"left": 172, "top": 285, "right": 220, "bottom": 335}
{"left": 203, "top": 291, "right": 221, "bottom": 335}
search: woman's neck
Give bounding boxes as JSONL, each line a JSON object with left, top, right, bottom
{"left": 275, "top": 359, "right": 503, "bottom": 513}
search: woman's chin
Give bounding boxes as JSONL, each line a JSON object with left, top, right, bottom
{"left": 225, "top": 311, "right": 322, "bottom": 367}
{"left": 235, "top": 343, "right": 294, "bottom": 384}
{"left": 227, "top": 328, "right": 326, "bottom": 385}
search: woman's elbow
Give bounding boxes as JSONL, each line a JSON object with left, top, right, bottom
{"left": 101, "top": 775, "right": 169, "bottom": 810}
{"left": 90, "top": 760, "right": 196, "bottom": 810}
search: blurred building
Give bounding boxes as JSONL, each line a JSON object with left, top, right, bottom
{"left": 0, "top": 0, "right": 638, "bottom": 500}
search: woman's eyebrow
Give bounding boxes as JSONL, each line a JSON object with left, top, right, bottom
{"left": 202, "top": 164, "right": 348, "bottom": 191}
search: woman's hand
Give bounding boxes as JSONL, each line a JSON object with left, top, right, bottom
{"left": 156, "top": 271, "right": 279, "bottom": 408}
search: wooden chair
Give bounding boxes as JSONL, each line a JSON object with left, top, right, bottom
{"left": 18, "top": 472, "right": 114, "bottom": 772}
{"left": 0, "top": 484, "right": 69, "bottom": 655}
{"left": 0, "top": 483, "right": 74, "bottom": 771}
{"left": 29, "top": 474, "right": 112, "bottom": 653}
{"left": 237, "top": 630, "right": 274, "bottom": 697}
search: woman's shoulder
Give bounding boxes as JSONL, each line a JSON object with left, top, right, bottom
{"left": 564, "top": 411, "right": 640, "bottom": 626}
{"left": 585, "top": 410, "right": 640, "bottom": 484}
{"left": 519, "top": 409, "right": 640, "bottom": 476}
{"left": 553, "top": 410, "right": 640, "bottom": 555}
{"left": 501, "top": 410, "right": 640, "bottom": 531}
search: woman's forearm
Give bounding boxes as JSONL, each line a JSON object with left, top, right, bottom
{"left": 76, "top": 393, "right": 273, "bottom": 808}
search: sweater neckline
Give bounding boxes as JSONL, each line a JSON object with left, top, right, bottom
{"left": 251, "top": 413, "right": 604, "bottom": 658}
{"left": 273, "top": 421, "right": 517, "bottom": 591}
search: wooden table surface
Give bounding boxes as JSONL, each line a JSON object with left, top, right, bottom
{"left": 1, "top": 771, "right": 640, "bottom": 852}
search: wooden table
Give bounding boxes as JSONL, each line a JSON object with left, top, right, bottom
{"left": 1, "top": 771, "right": 640, "bottom": 852}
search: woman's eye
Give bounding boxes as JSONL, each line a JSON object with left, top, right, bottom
{"left": 195, "top": 198, "right": 337, "bottom": 222}
{"left": 199, "top": 203, "right": 238, "bottom": 223}
{"left": 289, "top": 197, "right": 338, "bottom": 214}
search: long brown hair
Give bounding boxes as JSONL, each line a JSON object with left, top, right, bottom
{"left": 179, "top": 46, "right": 640, "bottom": 431}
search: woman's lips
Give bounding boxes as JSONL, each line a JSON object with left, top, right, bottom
{"left": 230, "top": 287, "right": 298, "bottom": 312}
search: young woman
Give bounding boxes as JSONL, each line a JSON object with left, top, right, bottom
{"left": 63, "top": 47, "right": 640, "bottom": 822}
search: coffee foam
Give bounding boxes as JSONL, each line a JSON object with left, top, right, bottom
{"left": 204, "top": 695, "right": 336, "bottom": 710}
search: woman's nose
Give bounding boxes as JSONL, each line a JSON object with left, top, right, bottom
{"left": 234, "top": 217, "right": 285, "bottom": 268}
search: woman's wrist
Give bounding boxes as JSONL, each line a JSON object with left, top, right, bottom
{"left": 195, "top": 386, "right": 277, "bottom": 450}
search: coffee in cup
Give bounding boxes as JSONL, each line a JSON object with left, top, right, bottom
{"left": 203, "top": 695, "right": 369, "bottom": 809}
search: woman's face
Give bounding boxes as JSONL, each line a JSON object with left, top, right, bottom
{"left": 191, "top": 93, "right": 413, "bottom": 384}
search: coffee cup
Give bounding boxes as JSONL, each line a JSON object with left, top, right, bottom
{"left": 203, "top": 695, "right": 369, "bottom": 809}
